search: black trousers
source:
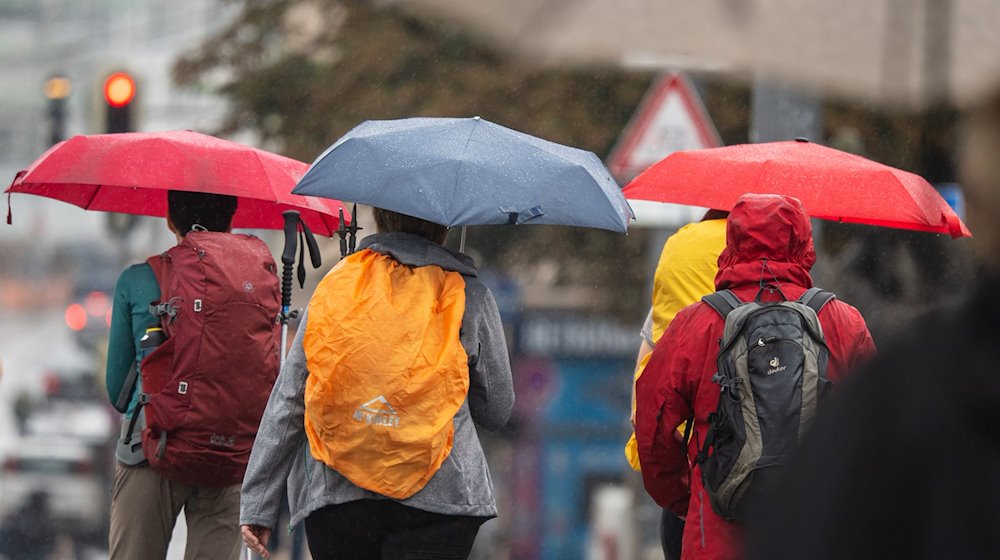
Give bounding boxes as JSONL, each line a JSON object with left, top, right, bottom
{"left": 304, "top": 500, "right": 488, "bottom": 560}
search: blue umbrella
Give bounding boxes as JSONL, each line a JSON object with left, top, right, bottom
{"left": 293, "top": 116, "right": 634, "bottom": 233}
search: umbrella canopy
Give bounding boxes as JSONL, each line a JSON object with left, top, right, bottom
{"left": 293, "top": 116, "right": 634, "bottom": 233}
{"left": 623, "top": 139, "right": 971, "bottom": 238}
{"left": 396, "top": 0, "right": 1000, "bottom": 109}
{"left": 6, "top": 130, "right": 349, "bottom": 236}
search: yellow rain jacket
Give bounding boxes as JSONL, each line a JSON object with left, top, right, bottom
{"left": 625, "top": 218, "right": 726, "bottom": 470}
{"left": 303, "top": 248, "right": 470, "bottom": 499}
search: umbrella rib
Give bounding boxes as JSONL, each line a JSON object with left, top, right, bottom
{"left": 451, "top": 123, "right": 479, "bottom": 225}
{"left": 82, "top": 184, "right": 103, "bottom": 211}
{"left": 251, "top": 150, "right": 276, "bottom": 199}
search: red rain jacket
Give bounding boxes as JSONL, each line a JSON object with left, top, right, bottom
{"left": 635, "top": 194, "right": 877, "bottom": 560}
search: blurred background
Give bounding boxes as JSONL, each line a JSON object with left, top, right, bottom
{"left": 0, "top": 0, "right": 989, "bottom": 559}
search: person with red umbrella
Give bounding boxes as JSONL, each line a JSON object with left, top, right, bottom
{"left": 744, "top": 86, "right": 1000, "bottom": 560}
{"left": 5, "top": 130, "right": 344, "bottom": 559}
{"left": 634, "top": 193, "right": 876, "bottom": 560}
{"left": 107, "top": 190, "right": 281, "bottom": 560}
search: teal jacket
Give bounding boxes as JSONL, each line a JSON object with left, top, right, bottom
{"left": 105, "top": 263, "right": 159, "bottom": 416}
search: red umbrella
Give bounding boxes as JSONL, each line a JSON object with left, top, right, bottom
{"left": 623, "top": 139, "right": 971, "bottom": 238}
{"left": 5, "top": 130, "right": 349, "bottom": 236}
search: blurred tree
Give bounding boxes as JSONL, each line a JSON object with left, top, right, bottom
{"left": 174, "top": 0, "right": 655, "bottom": 162}
{"left": 173, "top": 0, "right": 677, "bottom": 319}
{"left": 174, "top": 0, "right": 972, "bottom": 332}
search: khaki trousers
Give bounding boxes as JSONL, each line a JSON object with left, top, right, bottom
{"left": 109, "top": 462, "right": 242, "bottom": 560}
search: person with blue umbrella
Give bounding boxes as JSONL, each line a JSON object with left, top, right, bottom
{"left": 240, "top": 206, "right": 514, "bottom": 560}
{"left": 240, "top": 116, "right": 631, "bottom": 559}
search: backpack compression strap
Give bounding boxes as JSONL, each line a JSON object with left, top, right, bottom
{"left": 702, "top": 289, "right": 743, "bottom": 318}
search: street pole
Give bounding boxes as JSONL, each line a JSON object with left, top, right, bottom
{"left": 749, "top": 75, "right": 824, "bottom": 270}
{"left": 749, "top": 77, "right": 822, "bottom": 145}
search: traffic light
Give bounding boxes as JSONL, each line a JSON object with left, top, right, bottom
{"left": 43, "top": 74, "right": 71, "bottom": 146}
{"left": 103, "top": 71, "right": 136, "bottom": 133}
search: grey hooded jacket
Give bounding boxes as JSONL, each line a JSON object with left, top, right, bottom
{"left": 240, "top": 232, "right": 514, "bottom": 529}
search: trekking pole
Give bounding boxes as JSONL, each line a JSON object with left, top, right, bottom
{"left": 279, "top": 210, "right": 322, "bottom": 361}
{"left": 280, "top": 210, "right": 300, "bottom": 366}
{"left": 335, "top": 208, "right": 348, "bottom": 259}
{"left": 334, "top": 205, "right": 362, "bottom": 259}
{"left": 246, "top": 211, "right": 302, "bottom": 560}
{"left": 258, "top": 212, "right": 321, "bottom": 560}
{"left": 347, "top": 203, "right": 362, "bottom": 254}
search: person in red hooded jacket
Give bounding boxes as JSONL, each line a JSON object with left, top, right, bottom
{"left": 634, "top": 193, "right": 876, "bottom": 560}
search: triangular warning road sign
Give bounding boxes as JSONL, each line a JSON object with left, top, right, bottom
{"left": 607, "top": 73, "right": 721, "bottom": 184}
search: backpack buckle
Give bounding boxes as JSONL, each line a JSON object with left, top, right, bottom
{"left": 151, "top": 297, "right": 181, "bottom": 321}
{"left": 721, "top": 377, "right": 744, "bottom": 402}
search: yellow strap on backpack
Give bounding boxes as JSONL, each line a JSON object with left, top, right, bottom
{"left": 303, "top": 249, "right": 469, "bottom": 499}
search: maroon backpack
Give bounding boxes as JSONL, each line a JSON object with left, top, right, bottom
{"left": 137, "top": 231, "right": 281, "bottom": 487}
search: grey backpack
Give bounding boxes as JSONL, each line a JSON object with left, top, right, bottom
{"left": 696, "top": 286, "right": 834, "bottom": 521}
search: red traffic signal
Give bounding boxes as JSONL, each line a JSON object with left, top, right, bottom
{"left": 103, "top": 71, "right": 136, "bottom": 133}
{"left": 103, "top": 72, "right": 136, "bottom": 108}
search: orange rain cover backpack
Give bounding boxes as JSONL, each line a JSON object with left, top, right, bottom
{"left": 303, "top": 248, "right": 470, "bottom": 499}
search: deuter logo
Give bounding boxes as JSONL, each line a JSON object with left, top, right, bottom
{"left": 354, "top": 395, "right": 401, "bottom": 428}
{"left": 766, "top": 357, "right": 787, "bottom": 376}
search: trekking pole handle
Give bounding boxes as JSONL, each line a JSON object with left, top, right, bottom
{"left": 281, "top": 211, "right": 300, "bottom": 266}
{"left": 280, "top": 211, "right": 300, "bottom": 318}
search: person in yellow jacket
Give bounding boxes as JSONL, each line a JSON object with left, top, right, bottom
{"left": 626, "top": 209, "right": 727, "bottom": 560}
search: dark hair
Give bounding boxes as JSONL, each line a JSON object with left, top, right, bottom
{"left": 373, "top": 207, "right": 448, "bottom": 245}
{"left": 702, "top": 209, "right": 731, "bottom": 221}
{"left": 167, "top": 191, "right": 238, "bottom": 235}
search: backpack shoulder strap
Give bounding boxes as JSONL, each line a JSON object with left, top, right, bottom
{"left": 702, "top": 289, "right": 743, "bottom": 319}
{"left": 145, "top": 253, "right": 169, "bottom": 298}
{"left": 145, "top": 250, "right": 181, "bottom": 323}
{"left": 115, "top": 362, "right": 139, "bottom": 412}
{"left": 797, "top": 287, "right": 836, "bottom": 314}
